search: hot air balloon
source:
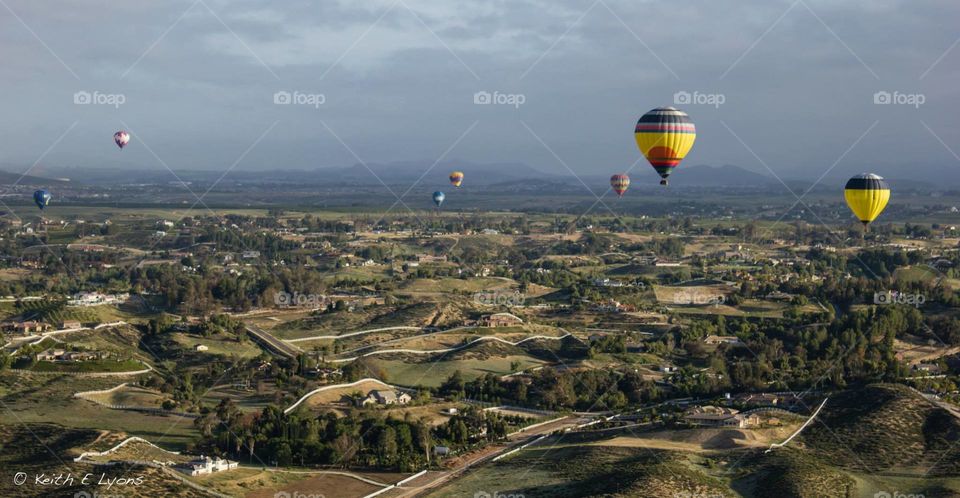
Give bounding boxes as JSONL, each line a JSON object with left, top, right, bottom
{"left": 432, "top": 191, "right": 445, "bottom": 208}
{"left": 449, "top": 171, "right": 464, "bottom": 188}
{"left": 610, "top": 174, "right": 630, "bottom": 198}
{"left": 634, "top": 107, "right": 696, "bottom": 186}
{"left": 33, "top": 190, "right": 51, "bottom": 210}
{"left": 844, "top": 173, "right": 890, "bottom": 230}
{"left": 114, "top": 131, "right": 130, "bottom": 149}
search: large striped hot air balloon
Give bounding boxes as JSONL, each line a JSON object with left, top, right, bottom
{"left": 635, "top": 107, "right": 696, "bottom": 186}
{"left": 449, "top": 171, "right": 464, "bottom": 188}
{"left": 844, "top": 173, "right": 890, "bottom": 230}
{"left": 610, "top": 173, "right": 630, "bottom": 197}
{"left": 114, "top": 130, "right": 130, "bottom": 149}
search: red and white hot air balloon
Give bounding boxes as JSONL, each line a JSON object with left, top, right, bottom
{"left": 114, "top": 131, "right": 130, "bottom": 150}
{"left": 610, "top": 173, "right": 630, "bottom": 198}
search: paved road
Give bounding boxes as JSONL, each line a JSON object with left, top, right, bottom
{"left": 393, "top": 415, "right": 587, "bottom": 497}
{"left": 245, "top": 325, "right": 302, "bottom": 359}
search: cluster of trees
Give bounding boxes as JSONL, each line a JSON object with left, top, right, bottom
{"left": 459, "top": 369, "right": 660, "bottom": 411}
{"left": 192, "top": 397, "right": 530, "bottom": 472}
{"left": 194, "top": 401, "right": 433, "bottom": 471}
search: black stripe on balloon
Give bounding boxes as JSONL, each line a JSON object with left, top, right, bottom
{"left": 844, "top": 178, "right": 889, "bottom": 190}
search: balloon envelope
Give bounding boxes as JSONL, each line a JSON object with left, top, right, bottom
{"left": 33, "top": 190, "right": 51, "bottom": 210}
{"left": 844, "top": 173, "right": 890, "bottom": 225}
{"left": 114, "top": 131, "right": 130, "bottom": 149}
{"left": 432, "top": 191, "right": 445, "bottom": 207}
{"left": 449, "top": 171, "right": 464, "bottom": 188}
{"left": 634, "top": 107, "right": 696, "bottom": 185}
{"left": 610, "top": 174, "right": 630, "bottom": 197}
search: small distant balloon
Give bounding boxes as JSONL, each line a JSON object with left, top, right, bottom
{"left": 432, "top": 191, "right": 445, "bottom": 208}
{"left": 114, "top": 131, "right": 130, "bottom": 149}
{"left": 33, "top": 190, "right": 51, "bottom": 210}
{"left": 449, "top": 171, "right": 464, "bottom": 188}
{"left": 610, "top": 173, "right": 630, "bottom": 197}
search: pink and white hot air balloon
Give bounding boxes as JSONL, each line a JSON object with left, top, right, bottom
{"left": 114, "top": 131, "right": 130, "bottom": 149}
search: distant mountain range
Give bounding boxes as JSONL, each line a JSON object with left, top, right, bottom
{"left": 1, "top": 161, "right": 945, "bottom": 192}
{"left": 0, "top": 168, "right": 71, "bottom": 186}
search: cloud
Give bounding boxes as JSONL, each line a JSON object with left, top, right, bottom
{"left": 0, "top": 0, "right": 955, "bottom": 181}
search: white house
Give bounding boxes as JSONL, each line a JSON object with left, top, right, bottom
{"left": 176, "top": 456, "right": 238, "bottom": 476}
{"left": 363, "top": 390, "right": 412, "bottom": 406}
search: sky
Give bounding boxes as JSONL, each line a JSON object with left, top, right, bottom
{"left": 0, "top": 0, "right": 958, "bottom": 183}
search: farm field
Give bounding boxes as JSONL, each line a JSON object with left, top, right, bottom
{"left": 368, "top": 354, "right": 549, "bottom": 388}
{"left": 0, "top": 372, "right": 197, "bottom": 451}
{"left": 200, "top": 467, "right": 403, "bottom": 498}
{"left": 82, "top": 384, "right": 167, "bottom": 409}
{"left": 170, "top": 332, "right": 264, "bottom": 358}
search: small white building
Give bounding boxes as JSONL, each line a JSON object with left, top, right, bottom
{"left": 363, "top": 390, "right": 412, "bottom": 406}
{"left": 195, "top": 344, "right": 209, "bottom": 352}
{"left": 176, "top": 456, "right": 238, "bottom": 476}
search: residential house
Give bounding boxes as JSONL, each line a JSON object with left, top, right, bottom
{"left": 3, "top": 320, "right": 49, "bottom": 335}
{"left": 479, "top": 313, "right": 523, "bottom": 328}
{"left": 914, "top": 363, "right": 943, "bottom": 375}
{"left": 36, "top": 349, "right": 66, "bottom": 361}
{"left": 175, "top": 456, "right": 238, "bottom": 476}
{"left": 363, "top": 390, "right": 412, "bottom": 406}
{"left": 734, "top": 393, "right": 783, "bottom": 407}
{"left": 683, "top": 406, "right": 759, "bottom": 428}
{"left": 703, "top": 335, "right": 743, "bottom": 346}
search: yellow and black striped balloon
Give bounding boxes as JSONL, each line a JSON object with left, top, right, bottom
{"left": 635, "top": 107, "right": 696, "bottom": 186}
{"left": 844, "top": 173, "right": 890, "bottom": 227}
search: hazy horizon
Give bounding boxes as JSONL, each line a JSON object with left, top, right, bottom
{"left": 1, "top": 0, "right": 958, "bottom": 184}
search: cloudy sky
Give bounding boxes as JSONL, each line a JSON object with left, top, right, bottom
{"left": 1, "top": 0, "right": 958, "bottom": 181}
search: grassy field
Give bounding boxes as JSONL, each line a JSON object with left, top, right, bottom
{"left": 368, "top": 354, "right": 547, "bottom": 388}
{"left": 848, "top": 472, "right": 960, "bottom": 498}
{"left": 302, "top": 379, "right": 395, "bottom": 407}
{"left": 199, "top": 467, "right": 395, "bottom": 498}
{"left": 398, "top": 276, "right": 516, "bottom": 295}
{"left": 170, "top": 332, "right": 264, "bottom": 359}
{"left": 0, "top": 372, "right": 197, "bottom": 451}
{"left": 384, "top": 402, "right": 464, "bottom": 426}
{"left": 83, "top": 384, "right": 167, "bottom": 409}
{"left": 27, "top": 358, "right": 145, "bottom": 373}
{"left": 0, "top": 423, "right": 208, "bottom": 498}
{"left": 271, "top": 302, "right": 441, "bottom": 340}
{"left": 426, "top": 444, "right": 734, "bottom": 497}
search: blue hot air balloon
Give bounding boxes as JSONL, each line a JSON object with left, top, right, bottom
{"left": 33, "top": 190, "right": 51, "bottom": 210}
{"left": 432, "top": 191, "right": 445, "bottom": 208}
